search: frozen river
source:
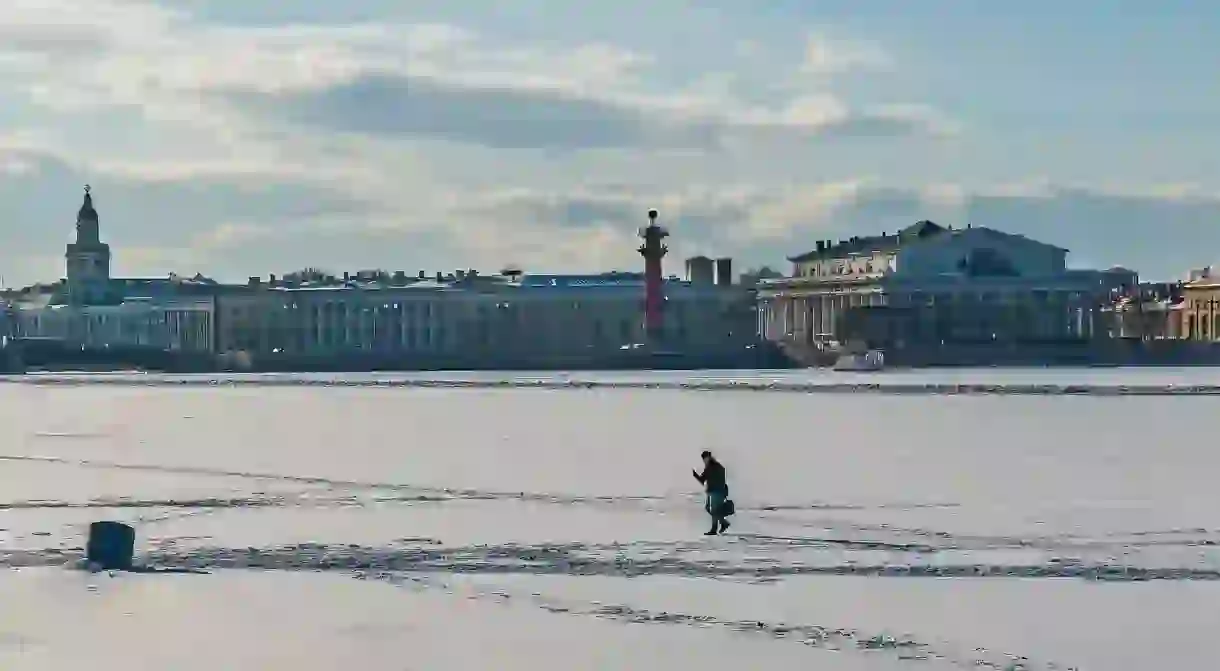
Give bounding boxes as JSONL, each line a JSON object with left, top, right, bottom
{"left": 0, "top": 369, "right": 1217, "bottom": 669}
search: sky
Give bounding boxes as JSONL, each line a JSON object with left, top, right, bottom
{"left": 0, "top": 0, "right": 1217, "bottom": 286}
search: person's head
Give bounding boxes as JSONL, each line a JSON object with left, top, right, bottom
{"left": 700, "top": 450, "right": 712, "bottom": 464}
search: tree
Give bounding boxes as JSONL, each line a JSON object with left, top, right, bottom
{"left": 738, "top": 266, "right": 783, "bottom": 287}
{"left": 284, "top": 267, "right": 335, "bottom": 284}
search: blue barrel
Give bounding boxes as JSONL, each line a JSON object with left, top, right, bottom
{"left": 86, "top": 521, "right": 135, "bottom": 570}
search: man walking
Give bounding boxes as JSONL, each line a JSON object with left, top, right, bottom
{"left": 692, "top": 450, "right": 731, "bottom": 535}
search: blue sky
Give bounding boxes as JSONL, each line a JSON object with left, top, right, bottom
{"left": 0, "top": 0, "right": 1216, "bottom": 285}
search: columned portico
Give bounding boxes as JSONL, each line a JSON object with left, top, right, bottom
{"left": 759, "top": 221, "right": 1135, "bottom": 353}
{"left": 759, "top": 280, "right": 883, "bottom": 348}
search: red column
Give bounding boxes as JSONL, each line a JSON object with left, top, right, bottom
{"left": 638, "top": 209, "right": 668, "bottom": 342}
{"left": 644, "top": 256, "right": 662, "bottom": 335}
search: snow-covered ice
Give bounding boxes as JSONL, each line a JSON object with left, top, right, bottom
{"left": 1, "top": 371, "right": 1218, "bottom": 669}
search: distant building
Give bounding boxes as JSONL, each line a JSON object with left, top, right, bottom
{"left": 6, "top": 189, "right": 767, "bottom": 369}
{"left": 759, "top": 220, "right": 1136, "bottom": 349}
{"left": 1104, "top": 281, "right": 1184, "bottom": 340}
{"left": 64, "top": 185, "right": 116, "bottom": 305}
{"left": 685, "top": 256, "right": 715, "bottom": 285}
{"left": 212, "top": 271, "right": 758, "bottom": 367}
{"left": 11, "top": 187, "right": 216, "bottom": 353}
{"left": 738, "top": 266, "right": 784, "bottom": 288}
{"left": 11, "top": 297, "right": 214, "bottom": 352}
{"left": 1180, "top": 269, "right": 1220, "bottom": 341}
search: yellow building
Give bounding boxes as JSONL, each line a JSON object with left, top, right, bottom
{"left": 1181, "top": 270, "right": 1220, "bottom": 340}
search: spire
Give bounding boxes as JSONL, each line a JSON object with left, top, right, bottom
{"left": 75, "top": 184, "right": 100, "bottom": 245}
{"left": 78, "top": 184, "right": 97, "bottom": 222}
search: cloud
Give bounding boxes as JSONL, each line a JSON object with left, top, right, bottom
{"left": 0, "top": 1, "right": 944, "bottom": 153}
{"left": 734, "top": 183, "right": 1220, "bottom": 279}
{"left": 238, "top": 74, "right": 707, "bottom": 151}
{"left": 6, "top": 135, "right": 1217, "bottom": 285}
{"left": 0, "top": 0, "right": 960, "bottom": 287}
{"left": 961, "top": 187, "right": 1220, "bottom": 277}
{"left": 0, "top": 148, "right": 376, "bottom": 282}
{"left": 189, "top": 221, "right": 275, "bottom": 250}
{"left": 802, "top": 34, "right": 890, "bottom": 75}
{"left": 0, "top": 0, "right": 1211, "bottom": 290}
{"left": 424, "top": 180, "right": 1220, "bottom": 281}
{"left": 238, "top": 73, "right": 944, "bottom": 150}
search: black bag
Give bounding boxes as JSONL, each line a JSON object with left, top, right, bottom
{"left": 718, "top": 499, "right": 736, "bottom": 517}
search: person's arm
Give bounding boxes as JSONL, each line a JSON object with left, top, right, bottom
{"left": 692, "top": 467, "right": 706, "bottom": 484}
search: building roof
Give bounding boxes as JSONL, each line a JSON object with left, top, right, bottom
{"left": 113, "top": 276, "right": 221, "bottom": 297}
{"left": 788, "top": 220, "right": 946, "bottom": 262}
{"left": 787, "top": 220, "right": 1072, "bottom": 263}
{"left": 942, "top": 225, "right": 1069, "bottom": 253}
{"left": 520, "top": 273, "right": 649, "bottom": 288}
{"left": 244, "top": 272, "right": 734, "bottom": 297}
{"left": 519, "top": 273, "right": 731, "bottom": 290}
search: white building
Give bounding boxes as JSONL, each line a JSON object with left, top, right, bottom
{"left": 11, "top": 296, "right": 214, "bottom": 353}
{"left": 213, "top": 272, "right": 758, "bottom": 365}
{"left": 9, "top": 187, "right": 216, "bottom": 354}
{"left": 759, "top": 220, "right": 1136, "bottom": 348}
{"left": 215, "top": 281, "right": 463, "bottom": 357}
{"left": 9, "top": 187, "right": 759, "bottom": 367}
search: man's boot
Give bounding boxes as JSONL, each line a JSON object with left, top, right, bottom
{"left": 719, "top": 518, "right": 730, "bottom": 533}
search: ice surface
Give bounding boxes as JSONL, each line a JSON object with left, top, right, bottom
{"left": 0, "top": 569, "right": 911, "bottom": 671}
{"left": 12, "top": 368, "right": 1220, "bottom": 395}
{"left": 1, "top": 371, "right": 1217, "bottom": 669}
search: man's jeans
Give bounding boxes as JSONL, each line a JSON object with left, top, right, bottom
{"left": 705, "top": 489, "right": 729, "bottom": 518}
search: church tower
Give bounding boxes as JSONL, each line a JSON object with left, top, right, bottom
{"left": 65, "top": 185, "right": 113, "bottom": 304}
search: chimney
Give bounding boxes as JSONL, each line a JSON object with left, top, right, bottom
{"left": 418, "top": 270, "right": 426, "bottom": 280}
{"left": 392, "top": 270, "right": 406, "bottom": 284}
{"left": 343, "top": 272, "right": 350, "bottom": 282}
{"left": 714, "top": 258, "right": 733, "bottom": 287}
{"left": 268, "top": 274, "right": 277, "bottom": 285}
{"left": 436, "top": 271, "right": 444, "bottom": 283}
{"left": 685, "top": 256, "right": 715, "bottom": 284}
{"left": 816, "top": 241, "right": 825, "bottom": 252}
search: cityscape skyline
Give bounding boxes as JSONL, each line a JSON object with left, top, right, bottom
{"left": 1, "top": 0, "right": 1217, "bottom": 287}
